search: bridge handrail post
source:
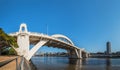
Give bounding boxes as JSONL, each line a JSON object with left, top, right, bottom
{"left": 16, "top": 56, "right": 19, "bottom": 70}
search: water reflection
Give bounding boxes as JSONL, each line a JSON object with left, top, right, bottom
{"left": 31, "top": 57, "right": 120, "bottom": 70}
{"left": 68, "top": 59, "right": 82, "bottom": 70}
{"left": 106, "top": 58, "right": 111, "bottom": 70}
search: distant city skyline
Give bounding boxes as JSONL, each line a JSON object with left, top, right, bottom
{"left": 1, "top": 0, "right": 120, "bottom": 53}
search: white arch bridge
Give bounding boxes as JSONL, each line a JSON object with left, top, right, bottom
{"left": 9, "top": 23, "right": 88, "bottom": 61}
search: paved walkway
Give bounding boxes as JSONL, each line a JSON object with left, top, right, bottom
{"left": 0, "top": 56, "right": 21, "bottom": 70}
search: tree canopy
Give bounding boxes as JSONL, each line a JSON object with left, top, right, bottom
{"left": 0, "top": 28, "right": 18, "bottom": 55}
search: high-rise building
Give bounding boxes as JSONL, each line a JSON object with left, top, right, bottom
{"left": 106, "top": 41, "right": 111, "bottom": 55}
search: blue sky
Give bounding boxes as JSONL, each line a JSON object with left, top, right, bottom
{"left": 0, "top": 0, "right": 120, "bottom": 53}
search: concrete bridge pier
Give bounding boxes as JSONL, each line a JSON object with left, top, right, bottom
{"left": 82, "top": 52, "right": 89, "bottom": 58}
{"left": 68, "top": 49, "right": 82, "bottom": 59}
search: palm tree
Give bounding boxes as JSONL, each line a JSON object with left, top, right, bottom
{"left": 0, "top": 28, "right": 18, "bottom": 55}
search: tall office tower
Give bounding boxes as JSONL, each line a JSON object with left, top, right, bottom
{"left": 106, "top": 41, "right": 111, "bottom": 55}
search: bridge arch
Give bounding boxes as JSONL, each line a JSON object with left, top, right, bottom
{"left": 51, "top": 34, "right": 74, "bottom": 45}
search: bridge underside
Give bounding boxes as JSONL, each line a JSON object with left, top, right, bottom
{"left": 30, "top": 36, "right": 72, "bottom": 50}
{"left": 30, "top": 36, "right": 88, "bottom": 58}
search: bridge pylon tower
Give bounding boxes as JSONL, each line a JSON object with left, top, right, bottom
{"left": 17, "top": 23, "right": 29, "bottom": 56}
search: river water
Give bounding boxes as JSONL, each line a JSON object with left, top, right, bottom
{"left": 31, "top": 56, "right": 120, "bottom": 70}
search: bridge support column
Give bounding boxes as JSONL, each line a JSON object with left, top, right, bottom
{"left": 84, "top": 53, "right": 89, "bottom": 58}
{"left": 75, "top": 49, "right": 79, "bottom": 58}
{"left": 82, "top": 51, "right": 89, "bottom": 58}
{"left": 75, "top": 49, "right": 82, "bottom": 59}
{"left": 78, "top": 49, "right": 82, "bottom": 58}
{"left": 24, "top": 40, "right": 48, "bottom": 61}
{"left": 69, "top": 49, "right": 82, "bottom": 59}
{"left": 69, "top": 49, "right": 75, "bottom": 58}
{"left": 17, "top": 24, "right": 29, "bottom": 56}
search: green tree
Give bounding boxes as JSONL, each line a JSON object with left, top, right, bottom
{"left": 0, "top": 28, "right": 18, "bottom": 55}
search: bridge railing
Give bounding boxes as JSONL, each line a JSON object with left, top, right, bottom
{"left": 0, "top": 56, "right": 31, "bottom": 70}
{"left": 0, "top": 56, "right": 19, "bottom": 70}
{"left": 9, "top": 32, "right": 74, "bottom": 46}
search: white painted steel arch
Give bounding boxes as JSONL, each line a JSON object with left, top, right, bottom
{"left": 51, "top": 34, "right": 74, "bottom": 45}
